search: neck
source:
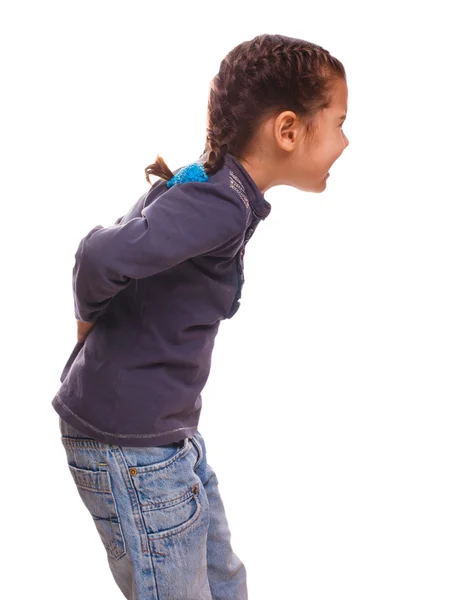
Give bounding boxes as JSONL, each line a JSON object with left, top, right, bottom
{"left": 236, "top": 156, "right": 278, "bottom": 194}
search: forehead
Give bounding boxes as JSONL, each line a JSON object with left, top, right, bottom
{"left": 328, "top": 78, "right": 348, "bottom": 114}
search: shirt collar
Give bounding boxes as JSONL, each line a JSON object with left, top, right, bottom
{"left": 196, "top": 151, "right": 272, "bottom": 220}
{"left": 223, "top": 153, "right": 272, "bottom": 220}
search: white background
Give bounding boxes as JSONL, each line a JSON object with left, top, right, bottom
{"left": 2, "top": 1, "right": 464, "bottom": 598}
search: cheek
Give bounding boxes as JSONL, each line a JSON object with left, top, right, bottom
{"left": 305, "top": 132, "right": 343, "bottom": 172}
{"left": 319, "top": 136, "right": 342, "bottom": 165}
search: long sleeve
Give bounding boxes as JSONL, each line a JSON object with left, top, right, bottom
{"left": 72, "top": 180, "right": 247, "bottom": 323}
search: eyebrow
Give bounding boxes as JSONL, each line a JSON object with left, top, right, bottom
{"left": 339, "top": 114, "right": 347, "bottom": 121}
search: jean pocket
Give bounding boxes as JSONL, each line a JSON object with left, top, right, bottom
{"left": 124, "top": 439, "right": 204, "bottom": 550}
{"left": 67, "top": 464, "right": 127, "bottom": 560}
{"left": 142, "top": 485, "right": 202, "bottom": 548}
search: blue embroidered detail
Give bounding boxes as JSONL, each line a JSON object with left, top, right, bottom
{"left": 166, "top": 162, "right": 209, "bottom": 188}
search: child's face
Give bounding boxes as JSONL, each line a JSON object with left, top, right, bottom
{"left": 294, "top": 77, "right": 349, "bottom": 192}
{"left": 236, "top": 77, "right": 349, "bottom": 194}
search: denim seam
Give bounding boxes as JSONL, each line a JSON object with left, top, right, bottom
{"left": 113, "top": 447, "right": 152, "bottom": 556}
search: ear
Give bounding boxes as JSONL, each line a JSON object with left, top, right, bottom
{"left": 274, "top": 111, "right": 300, "bottom": 152}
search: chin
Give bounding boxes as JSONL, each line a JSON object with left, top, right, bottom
{"left": 293, "top": 174, "right": 328, "bottom": 193}
{"left": 303, "top": 181, "right": 327, "bottom": 193}
{"left": 315, "top": 176, "right": 329, "bottom": 193}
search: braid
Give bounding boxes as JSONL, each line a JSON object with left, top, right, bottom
{"left": 203, "top": 126, "right": 230, "bottom": 175}
{"left": 202, "top": 58, "right": 242, "bottom": 175}
{"left": 144, "top": 154, "right": 174, "bottom": 186}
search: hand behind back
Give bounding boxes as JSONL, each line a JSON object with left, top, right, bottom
{"left": 77, "top": 320, "right": 95, "bottom": 343}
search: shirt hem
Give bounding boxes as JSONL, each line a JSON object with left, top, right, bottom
{"left": 52, "top": 394, "right": 198, "bottom": 447}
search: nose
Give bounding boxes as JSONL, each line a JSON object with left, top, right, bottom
{"left": 343, "top": 131, "right": 349, "bottom": 148}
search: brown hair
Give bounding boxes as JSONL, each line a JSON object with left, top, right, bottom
{"left": 145, "top": 33, "right": 345, "bottom": 185}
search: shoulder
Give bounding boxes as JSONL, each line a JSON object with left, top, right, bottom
{"left": 161, "top": 159, "right": 252, "bottom": 223}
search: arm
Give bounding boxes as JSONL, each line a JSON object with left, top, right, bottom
{"left": 72, "top": 180, "right": 246, "bottom": 323}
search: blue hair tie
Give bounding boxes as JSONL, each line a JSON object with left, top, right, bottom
{"left": 166, "top": 162, "right": 209, "bottom": 188}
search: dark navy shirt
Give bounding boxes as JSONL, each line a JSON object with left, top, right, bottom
{"left": 52, "top": 152, "right": 272, "bottom": 446}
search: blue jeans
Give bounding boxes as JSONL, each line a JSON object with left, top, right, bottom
{"left": 58, "top": 416, "right": 247, "bottom": 599}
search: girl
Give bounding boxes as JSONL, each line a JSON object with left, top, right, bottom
{"left": 53, "top": 33, "right": 349, "bottom": 600}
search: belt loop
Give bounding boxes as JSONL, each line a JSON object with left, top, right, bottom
{"left": 190, "top": 434, "right": 203, "bottom": 470}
